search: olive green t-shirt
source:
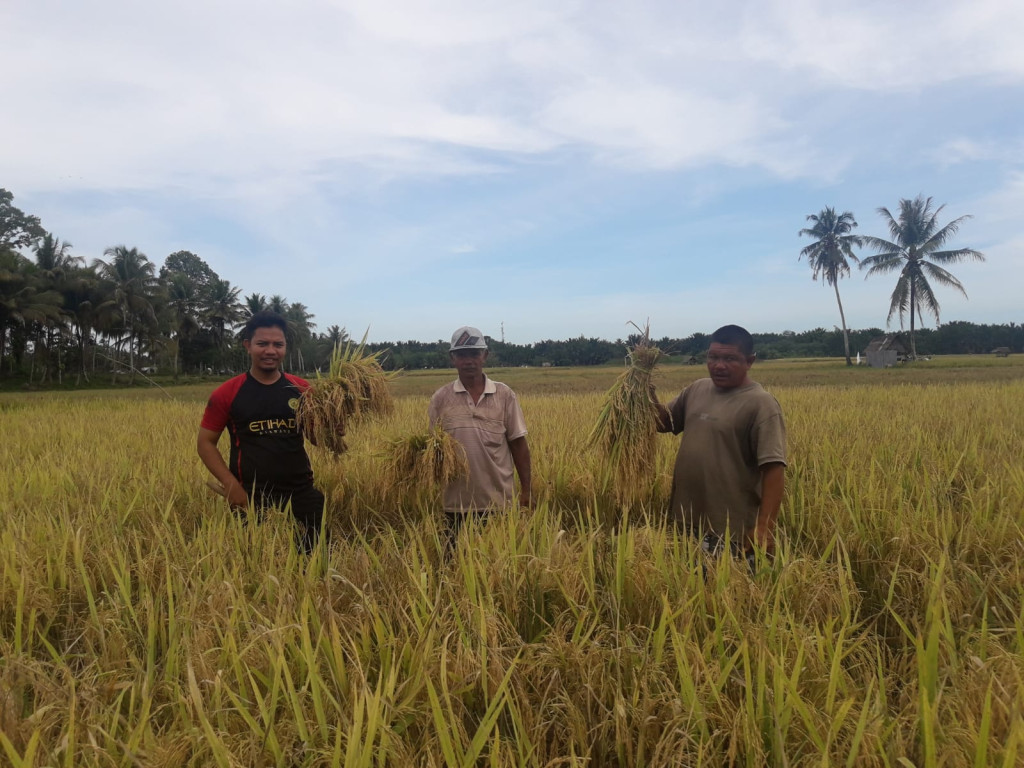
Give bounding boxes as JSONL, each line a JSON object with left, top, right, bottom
{"left": 666, "top": 378, "right": 786, "bottom": 540}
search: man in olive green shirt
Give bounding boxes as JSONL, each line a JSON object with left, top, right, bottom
{"left": 652, "top": 325, "right": 786, "bottom": 555}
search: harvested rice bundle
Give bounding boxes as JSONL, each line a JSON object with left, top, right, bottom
{"left": 589, "top": 326, "right": 663, "bottom": 504}
{"left": 296, "top": 337, "right": 399, "bottom": 453}
{"left": 381, "top": 426, "right": 469, "bottom": 492}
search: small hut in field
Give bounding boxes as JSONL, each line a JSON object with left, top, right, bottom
{"left": 864, "top": 335, "right": 909, "bottom": 368}
{"left": 992, "top": 346, "right": 1011, "bottom": 357}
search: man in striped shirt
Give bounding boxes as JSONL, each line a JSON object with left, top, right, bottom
{"left": 428, "top": 326, "right": 532, "bottom": 533}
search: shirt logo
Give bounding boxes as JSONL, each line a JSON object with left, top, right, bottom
{"left": 287, "top": 397, "right": 300, "bottom": 411}
{"left": 249, "top": 418, "right": 298, "bottom": 434}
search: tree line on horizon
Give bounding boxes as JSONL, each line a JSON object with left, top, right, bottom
{"left": 1, "top": 188, "right": 1013, "bottom": 386}
{"left": 370, "top": 321, "right": 1022, "bottom": 371}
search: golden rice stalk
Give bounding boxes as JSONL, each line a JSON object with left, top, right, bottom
{"left": 589, "top": 324, "right": 663, "bottom": 503}
{"left": 296, "top": 335, "right": 399, "bottom": 453}
{"left": 381, "top": 426, "right": 469, "bottom": 491}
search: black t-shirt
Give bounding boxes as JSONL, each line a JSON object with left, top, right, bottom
{"left": 201, "top": 372, "right": 313, "bottom": 491}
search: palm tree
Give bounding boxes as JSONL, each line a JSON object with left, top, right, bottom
{"left": 167, "top": 273, "right": 201, "bottom": 378}
{"left": 268, "top": 294, "right": 289, "bottom": 315}
{"left": 94, "top": 245, "right": 158, "bottom": 382}
{"left": 284, "top": 302, "right": 315, "bottom": 371}
{"left": 34, "top": 233, "right": 80, "bottom": 277}
{"left": 0, "top": 250, "right": 62, "bottom": 373}
{"left": 243, "top": 292, "right": 268, "bottom": 319}
{"left": 316, "top": 324, "right": 349, "bottom": 370}
{"left": 33, "top": 234, "right": 81, "bottom": 382}
{"left": 202, "top": 278, "right": 244, "bottom": 369}
{"left": 799, "top": 208, "right": 862, "bottom": 365}
{"left": 60, "top": 264, "right": 102, "bottom": 384}
{"left": 860, "top": 196, "right": 985, "bottom": 360}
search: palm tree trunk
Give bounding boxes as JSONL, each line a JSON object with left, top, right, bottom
{"left": 76, "top": 329, "right": 86, "bottom": 386}
{"left": 29, "top": 327, "right": 38, "bottom": 384}
{"left": 909, "top": 277, "right": 918, "bottom": 360}
{"left": 833, "top": 281, "right": 852, "bottom": 365}
{"left": 129, "top": 335, "right": 135, "bottom": 384}
{"left": 79, "top": 327, "right": 90, "bottom": 384}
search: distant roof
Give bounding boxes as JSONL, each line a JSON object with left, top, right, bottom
{"left": 864, "top": 334, "right": 909, "bottom": 354}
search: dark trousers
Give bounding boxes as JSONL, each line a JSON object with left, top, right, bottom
{"left": 246, "top": 484, "right": 325, "bottom": 553}
{"left": 696, "top": 530, "right": 758, "bottom": 573}
{"left": 443, "top": 508, "right": 493, "bottom": 556}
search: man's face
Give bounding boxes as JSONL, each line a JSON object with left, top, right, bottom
{"left": 706, "top": 341, "right": 754, "bottom": 390}
{"left": 450, "top": 348, "right": 487, "bottom": 377}
{"left": 244, "top": 326, "right": 287, "bottom": 374}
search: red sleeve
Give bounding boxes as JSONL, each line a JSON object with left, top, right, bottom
{"left": 200, "top": 375, "right": 247, "bottom": 432}
{"left": 284, "top": 373, "right": 311, "bottom": 393}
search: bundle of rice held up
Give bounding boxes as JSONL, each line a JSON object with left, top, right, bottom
{"left": 589, "top": 328, "right": 664, "bottom": 502}
{"left": 296, "top": 337, "right": 398, "bottom": 454}
{"left": 382, "top": 426, "right": 469, "bottom": 492}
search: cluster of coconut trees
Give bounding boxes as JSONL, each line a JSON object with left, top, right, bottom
{"left": 799, "top": 196, "right": 985, "bottom": 364}
{"left": 0, "top": 189, "right": 345, "bottom": 383}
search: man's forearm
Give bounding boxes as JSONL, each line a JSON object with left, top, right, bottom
{"left": 197, "top": 433, "right": 241, "bottom": 490}
{"left": 653, "top": 401, "right": 673, "bottom": 432}
{"left": 753, "top": 462, "right": 785, "bottom": 549}
{"left": 509, "top": 437, "right": 532, "bottom": 504}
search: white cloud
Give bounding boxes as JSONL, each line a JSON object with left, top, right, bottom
{"left": 737, "top": 0, "right": 1024, "bottom": 89}
{"left": 540, "top": 82, "right": 780, "bottom": 170}
{"left": 19, "top": 0, "right": 1024, "bottom": 197}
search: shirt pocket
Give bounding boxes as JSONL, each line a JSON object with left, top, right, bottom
{"left": 475, "top": 414, "right": 507, "bottom": 448}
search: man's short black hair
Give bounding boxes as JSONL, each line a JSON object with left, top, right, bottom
{"left": 242, "top": 311, "right": 288, "bottom": 341}
{"left": 710, "top": 324, "right": 754, "bottom": 357}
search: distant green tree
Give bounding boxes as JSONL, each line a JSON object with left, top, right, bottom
{"left": 860, "top": 196, "right": 985, "bottom": 359}
{"left": 202, "top": 279, "right": 244, "bottom": 369}
{"left": 95, "top": 245, "right": 159, "bottom": 382}
{"left": 799, "top": 208, "right": 862, "bottom": 365}
{"left": 314, "top": 324, "right": 349, "bottom": 369}
{"left": 0, "top": 188, "right": 45, "bottom": 252}
{"left": 159, "top": 250, "right": 218, "bottom": 290}
{"left": 243, "top": 292, "right": 268, "bottom": 318}
{"left": 0, "top": 250, "right": 62, "bottom": 373}
{"left": 33, "top": 234, "right": 85, "bottom": 382}
{"left": 285, "top": 302, "right": 315, "bottom": 371}
{"left": 166, "top": 273, "right": 202, "bottom": 377}
{"left": 60, "top": 264, "right": 103, "bottom": 384}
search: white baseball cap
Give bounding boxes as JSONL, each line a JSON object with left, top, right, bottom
{"left": 450, "top": 326, "right": 487, "bottom": 350}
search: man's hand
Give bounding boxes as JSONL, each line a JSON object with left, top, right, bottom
{"left": 750, "top": 462, "right": 785, "bottom": 554}
{"left": 519, "top": 487, "right": 533, "bottom": 509}
{"left": 226, "top": 481, "right": 249, "bottom": 510}
{"left": 650, "top": 386, "right": 672, "bottom": 432}
{"left": 749, "top": 520, "right": 775, "bottom": 553}
{"left": 198, "top": 427, "right": 250, "bottom": 510}
{"left": 509, "top": 436, "right": 532, "bottom": 510}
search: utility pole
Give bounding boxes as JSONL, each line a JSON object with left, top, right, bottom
{"left": 501, "top": 321, "right": 505, "bottom": 344}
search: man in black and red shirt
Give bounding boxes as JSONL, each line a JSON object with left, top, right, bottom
{"left": 197, "top": 311, "right": 326, "bottom": 551}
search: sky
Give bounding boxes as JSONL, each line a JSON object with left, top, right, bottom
{"left": 2, "top": 0, "right": 1022, "bottom": 344}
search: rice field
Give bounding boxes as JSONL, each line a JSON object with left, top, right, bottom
{"left": 1, "top": 356, "right": 1023, "bottom": 766}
